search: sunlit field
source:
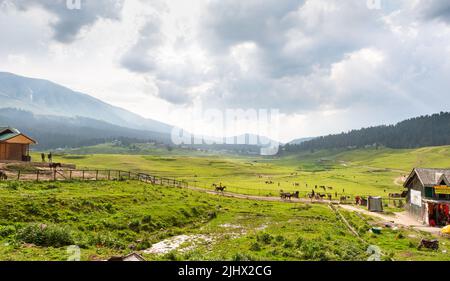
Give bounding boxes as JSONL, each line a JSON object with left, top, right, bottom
{"left": 33, "top": 145, "right": 450, "bottom": 198}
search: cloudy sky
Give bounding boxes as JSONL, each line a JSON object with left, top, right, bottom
{"left": 1, "top": 0, "right": 450, "bottom": 142}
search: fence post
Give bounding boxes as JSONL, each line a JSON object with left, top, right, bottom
{"left": 17, "top": 170, "right": 21, "bottom": 180}
{"left": 69, "top": 170, "right": 72, "bottom": 180}
{"left": 96, "top": 170, "right": 98, "bottom": 181}
{"left": 108, "top": 170, "right": 111, "bottom": 181}
{"left": 36, "top": 170, "right": 39, "bottom": 182}
{"left": 82, "top": 170, "right": 85, "bottom": 181}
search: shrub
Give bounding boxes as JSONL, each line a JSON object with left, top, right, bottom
{"left": 296, "top": 237, "right": 305, "bottom": 248}
{"left": 275, "top": 235, "right": 286, "bottom": 243}
{"left": 142, "top": 215, "right": 152, "bottom": 224}
{"left": 0, "top": 225, "right": 16, "bottom": 238}
{"left": 128, "top": 220, "right": 141, "bottom": 232}
{"left": 250, "top": 242, "right": 261, "bottom": 251}
{"left": 17, "top": 224, "right": 74, "bottom": 247}
{"left": 164, "top": 251, "right": 179, "bottom": 261}
{"left": 257, "top": 233, "right": 273, "bottom": 245}
{"left": 6, "top": 182, "right": 20, "bottom": 190}
{"left": 207, "top": 211, "right": 217, "bottom": 219}
{"left": 232, "top": 253, "right": 252, "bottom": 261}
{"left": 283, "top": 240, "right": 294, "bottom": 248}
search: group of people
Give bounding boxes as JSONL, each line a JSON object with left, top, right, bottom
{"left": 41, "top": 152, "right": 53, "bottom": 163}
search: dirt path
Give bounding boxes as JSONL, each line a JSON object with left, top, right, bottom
{"left": 339, "top": 204, "right": 442, "bottom": 234}
{"left": 186, "top": 185, "right": 335, "bottom": 205}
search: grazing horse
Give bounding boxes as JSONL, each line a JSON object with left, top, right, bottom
{"left": 0, "top": 171, "right": 7, "bottom": 181}
{"left": 418, "top": 239, "right": 439, "bottom": 250}
{"left": 49, "top": 163, "right": 62, "bottom": 170}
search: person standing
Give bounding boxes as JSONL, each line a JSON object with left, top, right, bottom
{"left": 48, "top": 152, "right": 53, "bottom": 163}
{"left": 41, "top": 153, "right": 45, "bottom": 162}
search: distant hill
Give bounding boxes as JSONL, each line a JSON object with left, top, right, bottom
{"left": 288, "top": 137, "right": 315, "bottom": 145}
{"left": 0, "top": 72, "right": 172, "bottom": 134}
{"left": 0, "top": 108, "right": 171, "bottom": 150}
{"left": 283, "top": 112, "right": 450, "bottom": 153}
{"left": 0, "top": 72, "right": 276, "bottom": 154}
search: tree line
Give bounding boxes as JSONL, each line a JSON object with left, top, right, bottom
{"left": 283, "top": 112, "right": 450, "bottom": 153}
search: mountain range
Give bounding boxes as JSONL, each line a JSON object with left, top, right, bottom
{"left": 0, "top": 72, "right": 172, "bottom": 134}
{"left": 0, "top": 72, "right": 276, "bottom": 152}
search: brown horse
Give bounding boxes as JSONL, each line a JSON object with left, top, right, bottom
{"left": 215, "top": 185, "right": 226, "bottom": 192}
{"left": 0, "top": 171, "right": 7, "bottom": 181}
{"left": 49, "top": 163, "right": 62, "bottom": 170}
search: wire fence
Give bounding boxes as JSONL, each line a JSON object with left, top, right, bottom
{"left": 0, "top": 168, "right": 405, "bottom": 205}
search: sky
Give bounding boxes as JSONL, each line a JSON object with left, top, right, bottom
{"left": 1, "top": 0, "right": 450, "bottom": 143}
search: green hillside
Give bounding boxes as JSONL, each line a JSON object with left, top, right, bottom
{"left": 33, "top": 145, "right": 450, "bottom": 198}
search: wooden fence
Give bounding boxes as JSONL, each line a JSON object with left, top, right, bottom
{"left": 0, "top": 168, "right": 404, "bottom": 205}
{"left": 0, "top": 169, "right": 188, "bottom": 189}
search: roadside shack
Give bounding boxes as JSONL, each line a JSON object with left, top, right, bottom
{"left": 404, "top": 168, "right": 450, "bottom": 227}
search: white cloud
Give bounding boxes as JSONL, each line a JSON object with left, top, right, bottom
{"left": 1, "top": 0, "right": 450, "bottom": 142}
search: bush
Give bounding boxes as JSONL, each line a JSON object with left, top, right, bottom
{"left": 0, "top": 225, "right": 16, "bottom": 238}
{"left": 250, "top": 242, "right": 261, "bottom": 251}
{"left": 17, "top": 224, "right": 74, "bottom": 247}
{"left": 296, "top": 237, "right": 305, "bottom": 248}
{"left": 275, "top": 235, "right": 285, "bottom": 243}
{"left": 128, "top": 220, "right": 141, "bottom": 232}
{"left": 142, "top": 215, "right": 152, "bottom": 224}
{"left": 257, "top": 233, "right": 273, "bottom": 245}
{"left": 207, "top": 211, "right": 217, "bottom": 219}
{"left": 283, "top": 240, "right": 294, "bottom": 249}
{"left": 6, "top": 182, "right": 20, "bottom": 190}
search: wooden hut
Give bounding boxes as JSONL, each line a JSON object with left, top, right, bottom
{"left": 404, "top": 168, "right": 450, "bottom": 226}
{"left": 0, "top": 127, "right": 36, "bottom": 162}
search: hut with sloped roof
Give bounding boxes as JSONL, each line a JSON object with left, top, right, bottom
{"left": 0, "top": 127, "right": 36, "bottom": 162}
{"left": 404, "top": 168, "right": 450, "bottom": 226}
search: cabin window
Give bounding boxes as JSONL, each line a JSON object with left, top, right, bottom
{"left": 425, "top": 187, "right": 434, "bottom": 198}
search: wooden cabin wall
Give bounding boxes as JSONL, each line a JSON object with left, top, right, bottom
{"left": 0, "top": 143, "right": 6, "bottom": 160}
{"left": 0, "top": 143, "right": 27, "bottom": 161}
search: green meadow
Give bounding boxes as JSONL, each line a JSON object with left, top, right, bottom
{"left": 34, "top": 145, "right": 450, "bottom": 198}
{"left": 1, "top": 144, "right": 443, "bottom": 261}
{"left": 0, "top": 180, "right": 448, "bottom": 261}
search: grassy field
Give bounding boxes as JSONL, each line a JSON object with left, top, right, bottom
{"left": 0, "top": 180, "right": 448, "bottom": 261}
{"left": 33, "top": 145, "right": 450, "bottom": 198}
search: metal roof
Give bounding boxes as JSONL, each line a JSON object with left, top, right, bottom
{"left": 0, "top": 127, "right": 36, "bottom": 144}
{"left": 404, "top": 168, "right": 450, "bottom": 187}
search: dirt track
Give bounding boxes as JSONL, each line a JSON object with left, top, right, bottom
{"left": 187, "top": 185, "right": 444, "bottom": 235}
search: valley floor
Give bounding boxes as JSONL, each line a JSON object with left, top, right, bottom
{"left": 0, "top": 145, "right": 446, "bottom": 261}
{"left": 0, "top": 180, "right": 448, "bottom": 261}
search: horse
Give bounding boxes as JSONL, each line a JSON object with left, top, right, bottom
{"left": 49, "top": 163, "right": 62, "bottom": 170}
{"left": 0, "top": 171, "right": 7, "bottom": 181}
{"left": 418, "top": 239, "right": 439, "bottom": 250}
{"left": 215, "top": 185, "right": 226, "bottom": 193}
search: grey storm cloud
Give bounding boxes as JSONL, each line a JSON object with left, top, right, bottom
{"left": 417, "top": 0, "right": 450, "bottom": 23}
{"left": 120, "top": 18, "right": 163, "bottom": 73}
{"left": 118, "top": 0, "right": 450, "bottom": 115}
{"left": 1, "top": 0, "right": 124, "bottom": 43}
